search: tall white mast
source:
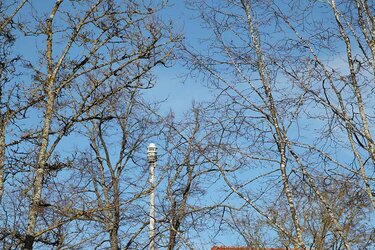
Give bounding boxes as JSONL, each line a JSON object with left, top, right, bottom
{"left": 147, "top": 143, "right": 157, "bottom": 250}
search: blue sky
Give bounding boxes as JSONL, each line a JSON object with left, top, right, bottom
{"left": 144, "top": 0, "right": 214, "bottom": 117}
{"left": 6, "top": 0, "right": 374, "bottom": 249}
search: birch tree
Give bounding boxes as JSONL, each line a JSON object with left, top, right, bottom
{"left": 0, "top": 0, "right": 177, "bottom": 249}
{"left": 182, "top": 0, "right": 374, "bottom": 248}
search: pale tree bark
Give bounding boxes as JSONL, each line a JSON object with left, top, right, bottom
{"left": 271, "top": 0, "right": 375, "bottom": 209}
{"left": 182, "top": 0, "right": 373, "bottom": 248}
{"left": 241, "top": 1, "right": 305, "bottom": 247}
{"left": 330, "top": 0, "right": 375, "bottom": 208}
{"left": 0, "top": 0, "right": 28, "bottom": 32}
{"left": 24, "top": 2, "right": 63, "bottom": 248}
{"left": 18, "top": 0, "right": 177, "bottom": 248}
{"left": 353, "top": 0, "right": 375, "bottom": 77}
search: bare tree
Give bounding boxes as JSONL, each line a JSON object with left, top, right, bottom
{"left": 223, "top": 175, "right": 373, "bottom": 249}
{"left": 158, "top": 106, "right": 222, "bottom": 250}
{"left": 1, "top": 0, "right": 373, "bottom": 249}
{"left": 0, "top": 0, "right": 177, "bottom": 249}
{"left": 48, "top": 87, "right": 160, "bottom": 249}
{"left": 0, "top": 0, "right": 34, "bottom": 202}
{"left": 181, "top": 0, "right": 374, "bottom": 249}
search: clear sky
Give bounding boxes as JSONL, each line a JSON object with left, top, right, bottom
{"left": 144, "top": 0, "right": 213, "bottom": 117}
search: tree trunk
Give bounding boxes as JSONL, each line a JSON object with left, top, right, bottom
{"left": 168, "top": 202, "right": 178, "bottom": 250}
{"left": 0, "top": 122, "right": 6, "bottom": 201}
{"left": 23, "top": 91, "right": 55, "bottom": 250}
{"left": 109, "top": 227, "right": 119, "bottom": 250}
{"left": 109, "top": 180, "right": 120, "bottom": 250}
{"left": 241, "top": 1, "right": 306, "bottom": 247}
{"left": 168, "top": 227, "right": 177, "bottom": 250}
{"left": 23, "top": 2, "right": 61, "bottom": 248}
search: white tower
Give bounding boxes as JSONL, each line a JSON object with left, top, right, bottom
{"left": 147, "top": 143, "right": 157, "bottom": 250}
